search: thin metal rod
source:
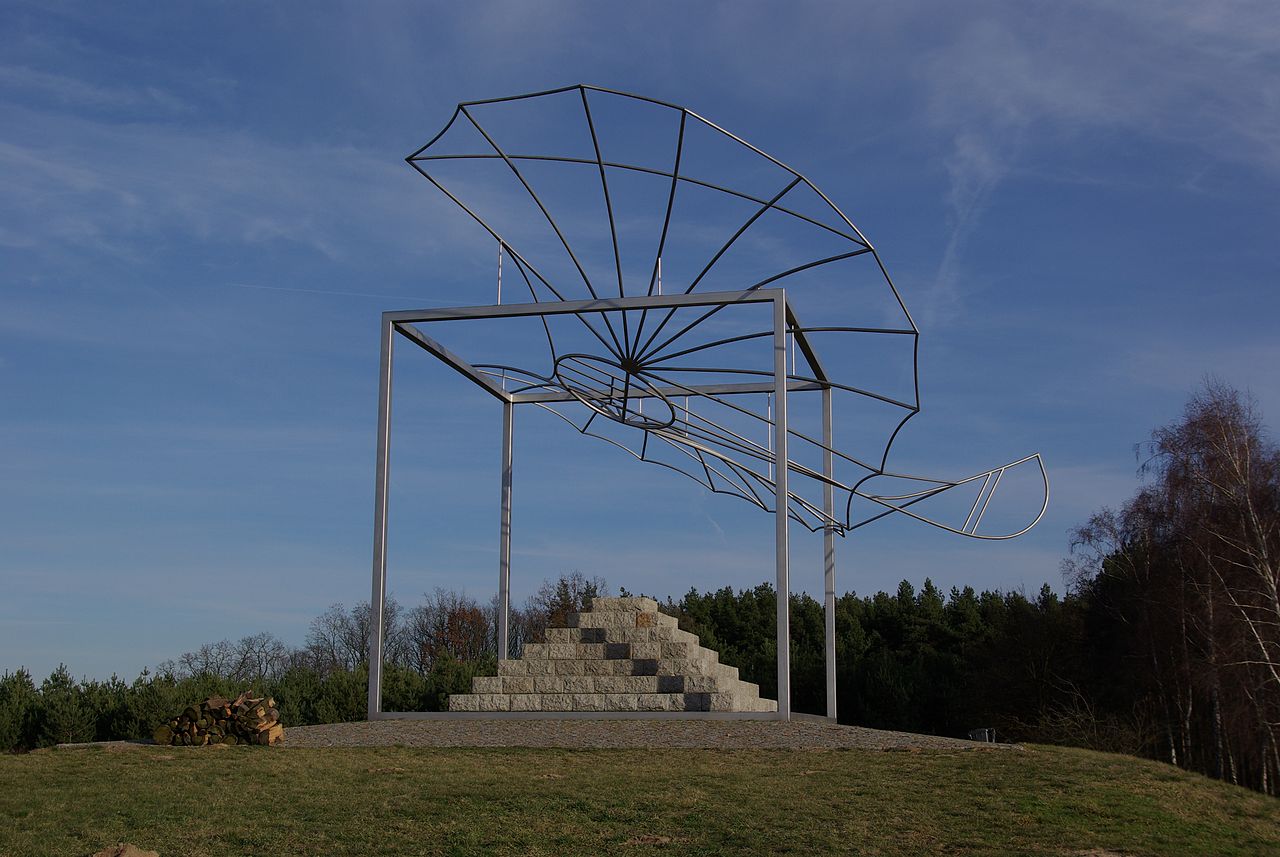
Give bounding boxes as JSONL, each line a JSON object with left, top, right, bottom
{"left": 514, "top": 378, "right": 823, "bottom": 403}
{"left": 367, "top": 316, "right": 394, "bottom": 721}
{"left": 403, "top": 161, "right": 624, "bottom": 361}
{"left": 497, "top": 400, "right": 514, "bottom": 660}
{"left": 822, "top": 384, "right": 837, "bottom": 721}
{"left": 411, "top": 152, "right": 864, "bottom": 244}
{"left": 635, "top": 177, "right": 801, "bottom": 361}
{"left": 962, "top": 473, "right": 993, "bottom": 533}
{"left": 459, "top": 105, "right": 628, "bottom": 359}
{"left": 773, "top": 294, "right": 791, "bottom": 720}
{"left": 972, "top": 467, "right": 1004, "bottom": 533}
{"left": 636, "top": 248, "right": 874, "bottom": 366}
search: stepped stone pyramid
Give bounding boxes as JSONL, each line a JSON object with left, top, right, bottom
{"left": 448, "top": 596, "right": 777, "bottom": 713}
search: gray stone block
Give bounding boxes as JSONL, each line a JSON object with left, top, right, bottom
{"left": 501, "top": 676, "right": 535, "bottom": 694}
{"left": 572, "top": 612, "right": 641, "bottom": 629}
{"left": 631, "top": 658, "right": 659, "bottom": 676}
{"left": 607, "top": 693, "right": 641, "bottom": 711}
{"left": 582, "top": 659, "right": 621, "bottom": 676}
{"left": 657, "top": 658, "right": 710, "bottom": 676}
{"left": 661, "top": 641, "right": 697, "bottom": 659}
{"left": 565, "top": 693, "right": 609, "bottom": 711}
{"left": 587, "top": 596, "right": 659, "bottom": 613}
{"left": 603, "top": 642, "right": 631, "bottom": 659}
{"left": 553, "top": 659, "right": 586, "bottom": 676}
{"left": 498, "top": 659, "right": 527, "bottom": 676}
{"left": 706, "top": 693, "right": 748, "bottom": 712}
{"left": 475, "top": 693, "right": 510, "bottom": 712}
{"left": 471, "top": 676, "right": 502, "bottom": 694}
{"left": 447, "top": 694, "right": 480, "bottom": 712}
{"left": 524, "top": 659, "right": 554, "bottom": 676}
{"left": 594, "top": 675, "right": 661, "bottom": 693}
{"left": 635, "top": 693, "right": 677, "bottom": 711}
{"left": 682, "top": 675, "right": 720, "bottom": 693}
{"left": 630, "top": 641, "right": 661, "bottom": 659}
{"left": 547, "top": 643, "right": 576, "bottom": 659}
{"left": 533, "top": 676, "right": 566, "bottom": 693}
{"left": 508, "top": 694, "right": 542, "bottom": 711}
{"left": 539, "top": 693, "right": 574, "bottom": 711}
{"left": 712, "top": 663, "right": 739, "bottom": 682}
{"left": 683, "top": 693, "right": 711, "bottom": 712}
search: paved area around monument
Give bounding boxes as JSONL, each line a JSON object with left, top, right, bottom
{"left": 286, "top": 718, "right": 1017, "bottom": 750}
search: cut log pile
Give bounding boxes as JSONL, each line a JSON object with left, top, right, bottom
{"left": 152, "top": 692, "right": 284, "bottom": 747}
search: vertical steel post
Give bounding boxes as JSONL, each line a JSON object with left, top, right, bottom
{"left": 367, "top": 316, "right": 394, "bottom": 720}
{"left": 823, "top": 384, "right": 837, "bottom": 721}
{"left": 773, "top": 295, "right": 791, "bottom": 720}
{"left": 497, "top": 400, "right": 514, "bottom": 660}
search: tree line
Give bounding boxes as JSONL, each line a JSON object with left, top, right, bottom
{"left": 1, "top": 382, "right": 1274, "bottom": 794}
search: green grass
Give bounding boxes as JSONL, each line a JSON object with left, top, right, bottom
{"left": 1, "top": 744, "right": 1276, "bottom": 856}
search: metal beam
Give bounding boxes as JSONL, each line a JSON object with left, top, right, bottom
{"left": 773, "top": 293, "right": 791, "bottom": 720}
{"left": 785, "top": 304, "right": 830, "bottom": 385}
{"left": 367, "top": 317, "right": 394, "bottom": 720}
{"left": 392, "top": 320, "right": 513, "bottom": 403}
{"left": 497, "top": 401, "right": 514, "bottom": 661}
{"left": 823, "top": 384, "right": 837, "bottom": 721}
{"left": 384, "top": 288, "right": 783, "bottom": 324}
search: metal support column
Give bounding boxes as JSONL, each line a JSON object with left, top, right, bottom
{"left": 367, "top": 316, "right": 395, "bottom": 720}
{"left": 773, "top": 295, "right": 791, "bottom": 720}
{"left": 497, "top": 400, "right": 514, "bottom": 660}
{"left": 822, "top": 384, "right": 837, "bottom": 721}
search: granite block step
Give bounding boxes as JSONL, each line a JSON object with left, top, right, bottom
{"left": 447, "top": 691, "right": 774, "bottom": 713}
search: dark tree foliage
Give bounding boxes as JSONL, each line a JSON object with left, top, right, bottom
{"left": 671, "top": 580, "right": 1088, "bottom": 743}
{"left": 1068, "top": 380, "right": 1280, "bottom": 794}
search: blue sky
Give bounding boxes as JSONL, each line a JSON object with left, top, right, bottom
{"left": 3, "top": 2, "right": 1278, "bottom": 682}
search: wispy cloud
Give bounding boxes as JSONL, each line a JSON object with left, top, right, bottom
{"left": 904, "top": 3, "right": 1280, "bottom": 320}
{"left": 0, "top": 63, "right": 189, "bottom": 112}
{"left": 0, "top": 104, "right": 485, "bottom": 273}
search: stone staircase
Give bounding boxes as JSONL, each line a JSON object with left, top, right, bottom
{"left": 447, "top": 596, "right": 777, "bottom": 713}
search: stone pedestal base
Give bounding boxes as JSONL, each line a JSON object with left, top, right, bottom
{"left": 447, "top": 597, "right": 777, "bottom": 713}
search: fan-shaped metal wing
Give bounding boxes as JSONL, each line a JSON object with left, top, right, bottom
{"left": 405, "top": 85, "right": 1047, "bottom": 539}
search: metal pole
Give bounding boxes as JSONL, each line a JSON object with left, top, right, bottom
{"left": 497, "top": 400, "right": 514, "bottom": 659}
{"left": 367, "top": 317, "right": 394, "bottom": 720}
{"left": 823, "top": 384, "right": 837, "bottom": 721}
{"left": 772, "top": 294, "right": 791, "bottom": 720}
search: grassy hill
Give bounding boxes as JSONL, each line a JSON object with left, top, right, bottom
{"left": 1, "top": 743, "right": 1276, "bottom": 856}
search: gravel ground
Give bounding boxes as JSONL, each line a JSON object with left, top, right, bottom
{"left": 284, "top": 719, "right": 1017, "bottom": 750}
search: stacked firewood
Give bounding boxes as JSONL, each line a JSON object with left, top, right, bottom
{"left": 152, "top": 692, "right": 284, "bottom": 747}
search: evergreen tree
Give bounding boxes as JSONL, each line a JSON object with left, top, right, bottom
{"left": 38, "top": 665, "right": 94, "bottom": 746}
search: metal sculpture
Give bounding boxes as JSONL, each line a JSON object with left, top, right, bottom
{"left": 367, "top": 85, "right": 1048, "bottom": 721}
